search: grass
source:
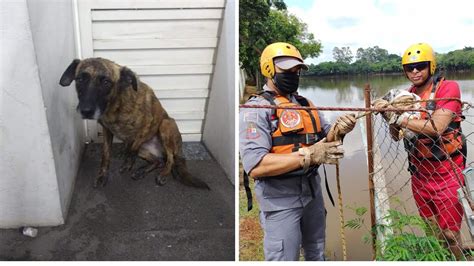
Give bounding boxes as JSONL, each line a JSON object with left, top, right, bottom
{"left": 239, "top": 167, "right": 265, "bottom": 261}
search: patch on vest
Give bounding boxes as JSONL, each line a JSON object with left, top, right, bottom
{"left": 243, "top": 111, "right": 258, "bottom": 123}
{"left": 246, "top": 122, "right": 260, "bottom": 139}
{"left": 280, "top": 110, "right": 301, "bottom": 128}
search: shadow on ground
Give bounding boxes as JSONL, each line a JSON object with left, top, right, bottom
{"left": 0, "top": 143, "right": 235, "bottom": 261}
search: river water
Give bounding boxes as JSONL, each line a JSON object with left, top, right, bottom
{"left": 298, "top": 72, "right": 474, "bottom": 260}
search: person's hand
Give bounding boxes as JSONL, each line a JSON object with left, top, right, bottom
{"left": 334, "top": 114, "right": 356, "bottom": 136}
{"left": 372, "top": 98, "right": 389, "bottom": 110}
{"left": 298, "top": 138, "right": 344, "bottom": 171}
{"left": 372, "top": 98, "right": 399, "bottom": 124}
{"left": 391, "top": 95, "right": 418, "bottom": 114}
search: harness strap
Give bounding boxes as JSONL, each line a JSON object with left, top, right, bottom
{"left": 257, "top": 91, "right": 277, "bottom": 108}
{"left": 295, "top": 94, "right": 322, "bottom": 133}
{"left": 426, "top": 75, "right": 444, "bottom": 113}
{"left": 460, "top": 131, "right": 468, "bottom": 167}
{"left": 272, "top": 133, "right": 320, "bottom": 146}
{"left": 245, "top": 91, "right": 334, "bottom": 210}
{"left": 243, "top": 171, "right": 253, "bottom": 211}
{"left": 323, "top": 164, "right": 336, "bottom": 207}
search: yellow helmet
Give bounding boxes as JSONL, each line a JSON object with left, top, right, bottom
{"left": 402, "top": 43, "right": 436, "bottom": 75}
{"left": 260, "top": 42, "right": 305, "bottom": 78}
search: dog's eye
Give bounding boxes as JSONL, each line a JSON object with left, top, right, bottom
{"left": 103, "top": 80, "right": 112, "bottom": 88}
{"left": 76, "top": 77, "right": 83, "bottom": 83}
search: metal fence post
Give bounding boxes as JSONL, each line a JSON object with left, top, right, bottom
{"left": 364, "top": 84, "right": 377, "bottom": 259}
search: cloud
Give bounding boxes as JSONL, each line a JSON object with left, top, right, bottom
{"left": 287, "top": 0, "right": 474, "bottom": 64}
{"left": 327, "top": 17, "right": 360, "bottom": 28}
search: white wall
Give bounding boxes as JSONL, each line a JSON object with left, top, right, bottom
{"left": 0, "top": 0, "right": 83, "bottom": 228}
{"left": 76, "top": 0, "right": 226, "bottom": 143}
{"left": 203, "top": 0, "right": 235, "bottom": 184}
{"left": 27, "top": 0, "right": 84, "bottom": 221}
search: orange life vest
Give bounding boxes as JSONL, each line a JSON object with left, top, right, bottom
{"left": 405, "top": 77, "right": 464, "bottom": 161}
{"left": 257, "top": 91, "right": 323, "bottom": 153}
{"left": 243, "top": 91, "right": 334, "bottom": 211}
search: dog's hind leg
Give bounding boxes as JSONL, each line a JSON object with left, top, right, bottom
{"left": 119, "top": 153, "right": 138, "bottom": 173}
{"left": 155, "top": 148, "right": 173, "bottom": 186}
{"left": 155, "top": 119, "right": 177, "bottom": 186}
{"left": 156, "top": 118, "right": 209, "bottom": 189}
{"left": 130, "top": 148, "right": 163, "bottom": 180}
{"left": 131, "top": 161, "right": 162, "bottom": 180}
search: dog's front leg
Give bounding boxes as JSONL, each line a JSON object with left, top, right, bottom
{"left": 96, "top": 127, "right": 114, "bottom": 187}
{"left": 119, "top": 137, "right": 144, "bottom": 173}
{"left": 119, "top": 143, "right": 137, "bottom": 173}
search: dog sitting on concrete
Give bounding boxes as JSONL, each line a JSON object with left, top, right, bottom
{"left": 59, "top": 57, "right": 209, "bottom": 189}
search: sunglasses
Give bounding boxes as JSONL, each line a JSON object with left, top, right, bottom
{"left": 403, "top": 62, "right": 429, "bottom": 72}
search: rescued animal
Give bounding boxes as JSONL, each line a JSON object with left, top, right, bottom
{"left": 382, "top": 89, "right": 421, "bottom": 140}
{"left": 59, "top": 57, "right": 209, "bottom": 189}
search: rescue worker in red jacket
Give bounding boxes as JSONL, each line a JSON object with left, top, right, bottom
{"left": 239, "top": 42, "right": 356, "bottom": 261}
{"left": 375, "top": 43, "right": 466, "bottom": 259}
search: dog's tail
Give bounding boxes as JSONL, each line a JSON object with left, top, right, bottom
{"left": 172, "top": 156, "right": 210, "bottom": 190}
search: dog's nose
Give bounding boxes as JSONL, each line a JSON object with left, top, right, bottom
{"left": 80, "top": 108, "right": 95, "bottom": 119}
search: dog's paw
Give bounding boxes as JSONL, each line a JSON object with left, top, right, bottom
{"left": 119, "top": 162, "right": 133, "bottom": 173}
{"left": 155, "top": 176, "right": 167, "bottom": 186}
{"left": 94, "top": 174, "right": 108, "bottom": 188}
{"left": 155, "top": 176, "right": 168, "bottom": 186}
{"left": 131, "top": 167, "right": 147, "bottom": 180}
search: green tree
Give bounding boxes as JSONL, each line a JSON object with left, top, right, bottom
{"left": 239, "top": 0, "right": 322, "bottom": 84}
{"left": 306, "top": 45, "right": 474, "bottom": 77}
{"left": 333, "top": 46, "right": 353, "bottom": 64}
{"left": 239, "top": 0, "right": 272, "bottom": 83}
{"left": 437, "top": 47, "right": 474, "bottom": 71}
{"left": 355, "top": 46, "right": 389, "bottom": 64}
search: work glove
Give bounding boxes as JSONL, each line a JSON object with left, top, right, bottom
{"left": 334, "top": 113, "right": 357, "bottom": 136}
{"left": 391, "top": 94, "right": 419, "bottom": 109}
{"left": 372, "top": 98, "right": 389, "bottom": 110}
{"left": 372, "top": 98, "right": 400, "bottom": 125}
{"left": 298, "top": 138, "right": 344, "bottom": 172}
{"left": 374, "top": 94, "right": 421, "bottom": 126}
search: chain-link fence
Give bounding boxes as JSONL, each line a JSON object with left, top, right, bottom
{"left": 239, "top": 87, "right": 474, "bottom": 261}
{"left": 366, "top": 95, "right": 474, "bottom": 261}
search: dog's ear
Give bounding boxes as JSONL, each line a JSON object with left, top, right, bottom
{"left": 119, "top": 67, "right": 138, "bottom": 91}
{"left": 59, "top": 59, "right": 81, "bottom": 86}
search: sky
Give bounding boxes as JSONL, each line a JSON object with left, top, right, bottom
{"left": 284, "top": 0, "right": 474, "bottom": 65}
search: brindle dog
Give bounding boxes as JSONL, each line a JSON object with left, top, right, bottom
{"left": 60, "top": 58, "right": 209, "bottom": 189}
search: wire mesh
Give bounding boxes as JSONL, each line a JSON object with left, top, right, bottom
{"left": 239, "top": 96, "right": 474, "bottom": 261}
{"left": 369, "top": 98, "right": 474, "bottom": 261}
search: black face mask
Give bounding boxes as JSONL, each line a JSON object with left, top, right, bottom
{"left": 273, "top": 72, "right": 300, "bottom": 94}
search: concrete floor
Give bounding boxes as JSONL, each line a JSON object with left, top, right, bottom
{"left": 0, "top": 143, "right": 235, "bottom": 261}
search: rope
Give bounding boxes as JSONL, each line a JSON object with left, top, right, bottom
{"left": 334, "top": 128, "right": 347, "bottom": 260}
{"left": 239, "top": 96, "right": 474, "bottom": 259}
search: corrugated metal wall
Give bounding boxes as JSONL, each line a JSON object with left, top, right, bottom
{"left": 77, "top": 0, "right": 225, "bottom": 142}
